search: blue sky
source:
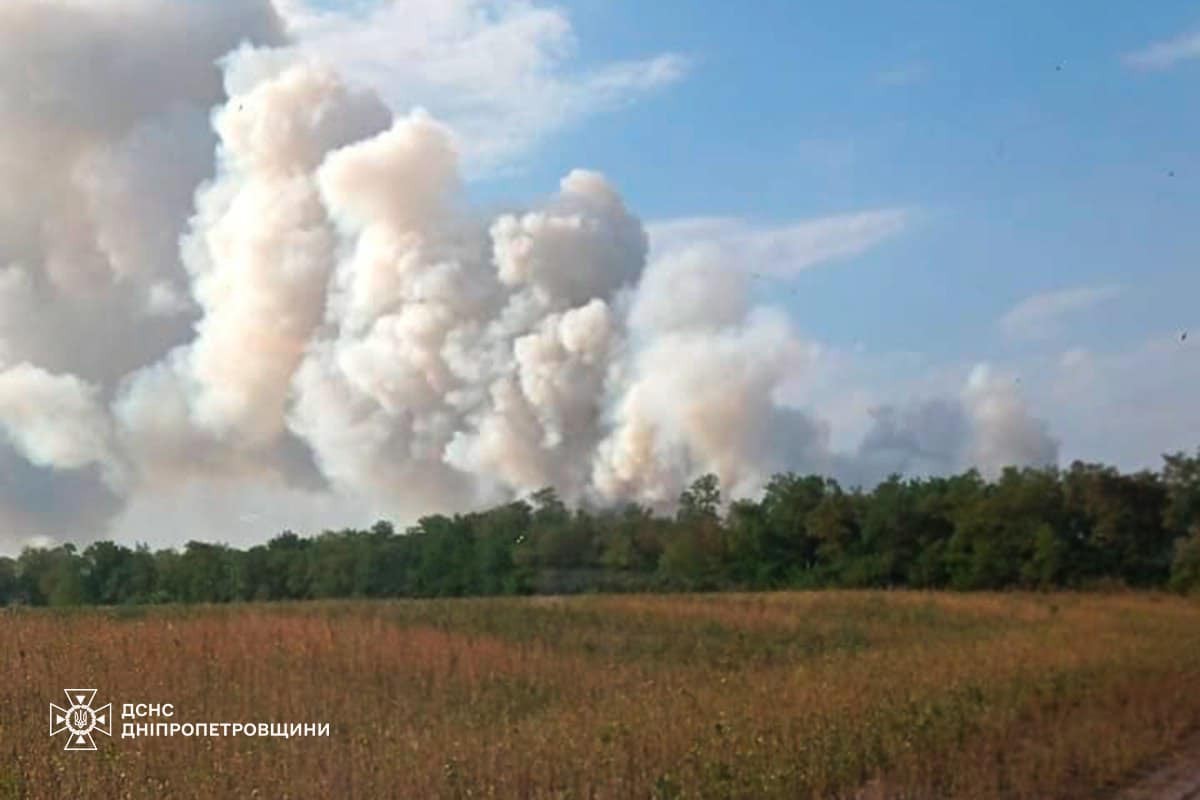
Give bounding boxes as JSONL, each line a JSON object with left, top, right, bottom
{"left": 494, "top": 0, "right": 1200, "bottom": 358}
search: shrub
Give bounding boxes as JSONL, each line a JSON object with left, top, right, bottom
{"left": 1168, "top": 529, "right": 1200, "bottom": 594}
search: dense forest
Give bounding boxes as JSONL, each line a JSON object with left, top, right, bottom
{"left": 3, "top": 449, "right": 1200, "bottom": 606}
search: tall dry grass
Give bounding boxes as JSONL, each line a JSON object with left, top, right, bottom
{"left": 2, "top": 592, "right": 1199, "bottom": 799}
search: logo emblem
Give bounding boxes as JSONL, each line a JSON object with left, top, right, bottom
{"left": 50, "top": 689, "right": 112, "bottom": 751}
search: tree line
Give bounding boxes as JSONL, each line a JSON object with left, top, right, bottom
{"left": 3, "top": 450, "right": 1200, "bottom": 606}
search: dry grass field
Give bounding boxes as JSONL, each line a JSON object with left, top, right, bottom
{"left": 3, "top": 591, "right": 1200, "bottom": 799}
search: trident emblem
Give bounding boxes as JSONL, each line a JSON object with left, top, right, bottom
{"left": 50, "top": 689, "right": 112, "bottom": 751}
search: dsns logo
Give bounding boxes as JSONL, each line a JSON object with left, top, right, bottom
{"left": 49, "top": 689, "right": 112, "bottom": 751}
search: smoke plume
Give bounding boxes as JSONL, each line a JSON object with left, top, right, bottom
{"left": 0, "top": 0, "right": 1059, "bottom": 552}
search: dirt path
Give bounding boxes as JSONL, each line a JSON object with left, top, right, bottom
{"left": 1114, "top": 732, "right": 1200, "bottom": 800}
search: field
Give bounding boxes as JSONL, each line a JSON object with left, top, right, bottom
{"left": 3, "top": 592, "right": 1200, "bottom": 799}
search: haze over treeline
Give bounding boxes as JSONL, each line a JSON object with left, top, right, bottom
{"left": 4, "top": 448, "right": 1198, "bottom": 606}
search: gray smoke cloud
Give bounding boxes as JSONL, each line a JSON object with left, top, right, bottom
{"left": 849, "top": 365, "right": 1058, "bottom": 485}
{"left": 0, "top": 0, "right": 1060, "bottom": 553}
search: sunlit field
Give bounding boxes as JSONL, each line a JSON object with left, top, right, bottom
{"left": 4, "top": 591, "right": 1200, "bottom": 799}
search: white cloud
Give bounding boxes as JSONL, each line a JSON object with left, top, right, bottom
{"left": 646, "top": 209, "right": 912, "bottom": 279}
{"left": 276, "top": 0, "right": 690, "bottom": 174}
{"left": 999, "top": 285, "right": 1122, "bottom": 342}
{"left": 1124, "top": 29, "right": 1200, "bottom": 70}
{"left": 0, "top": 362, "right": 113, "bottom": 472}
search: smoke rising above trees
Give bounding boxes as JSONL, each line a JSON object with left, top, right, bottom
{"left": 0, "top": 0, "right": 1066, "bottom": 552}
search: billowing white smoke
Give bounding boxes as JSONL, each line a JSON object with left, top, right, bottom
{"left": 0, "top": 0, "right": 283, "bottom": 384}
{"left": 0, "top": 0, "right": 1060, "bottom": 551}
{"left": 962, "top": 365, "right": 1058, "bottom": 474}
{"left": 115, "top": 57, "right": 392, "bottom": 465}
{"left": 0, "top": 0, "right": 283, "bottom": 547}
{"left": 287, "top": 120, "right": 649, "bottom": 515}
{"left": 0, "top": 363, "right": 112, "bottom": 473}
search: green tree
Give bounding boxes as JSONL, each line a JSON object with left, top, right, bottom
{"left": 408, "top": 515, "right": 476, "bottom": 596}
{"left": 0, "top": 556, "right": 16, "bottom": 604}
{"left": 599, "top": 503, "right": 664, "bottom": 574}
{"left": 677, "top": 474, "right": 721, "bottom": 524}
{"left": 806, "top": 485, "right": 861, "bottom": 581}
{"left": 724, "top": 498, "right": 772, "bottom": 585}
{"left": 266, "top": 531, "right": 312, "bottom": 599}
{"left": 83, "top": 541, "right": 138, "bottom": 605}
{"left": 1163, "top": 449, "right": 1200, "bottom": 535}
{"left": 173, "top": 541, "right": 242, "bottom": 602}
{"left": 473, "top": 502, "right": 528, "bottom": 594}
{"left": 661, "top": 475, "right": 727, "bottom": 588}
{"left": 749, "top": 473, "right": 831, "bottom": 583}
{"left": 946, "top": 468, "right": 1064, "bottom": 590}
{"left": 18, "top": 545, "right": 87, "bottom": 606}
{"left": 1064, "top": 462, "right": 1172, "bottom": 585}
{"left": 1169, "top": 531, "right": 1200, "bottom": 594}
